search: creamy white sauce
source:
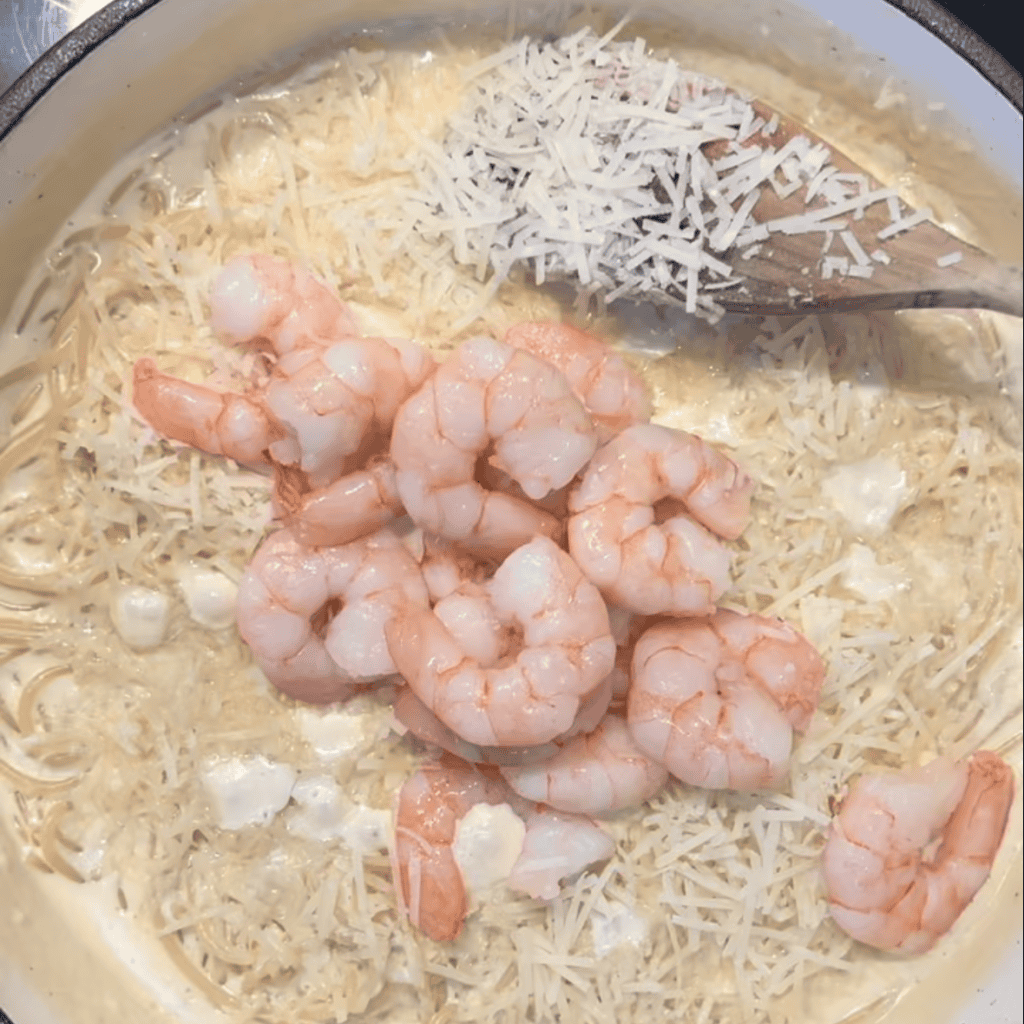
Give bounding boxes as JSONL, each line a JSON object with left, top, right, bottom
{"left": 13, "top": 866, "right": 219, "bottom": 1024}
{"left": 0, "top": 652, "right": 63, "bottom": 709}
{"left": 985, "top": 312, "right": 1023, "bottom": 407}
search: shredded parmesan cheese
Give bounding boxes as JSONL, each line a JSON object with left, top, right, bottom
{"left": 406, "top": 27, "right": 932, "bottom": 321}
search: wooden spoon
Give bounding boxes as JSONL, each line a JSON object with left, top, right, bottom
{"left": 605, "top": 99, "right": 1022, "bottom": 319}
{"left": 581, "top": 97, "right": 1019, "bottom": 317}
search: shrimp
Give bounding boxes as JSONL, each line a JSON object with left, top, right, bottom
{"left": 605, "top": 606, "right": 652, "bottom": 708}
{"left": 210, "top": 253, "right": 359, "bottom": 353}
{"left": 386, "top": 536, "right": 616, "bottom": 748}
{"left": 393, "top": 540, "right": 610, "bottom": 764}
{"left": 627, "top": 609, "right": 826, "bottom": 790}
{"left": 822, "top": 751, "right": 1014, "bottom": 954}
{"left": 390, "top": 335, "right": 598, "bottom": 557}
{"left": 394, "top": 673, "right": 613, "bottom": 769}
{"left": 277, "top": 457, "right": 404, "bottom": 549}
{"left": 505, "top": 320, "right": 652, "bottom": 438}
{"left": 394, "top": 758, "right": 616, "bottom": 939}
{"left": 139, "top": 253, "right": 434, "bottom": 498}
{"left": 394, "top": 759, "right": 511, "bottom": 942}
{"left": 421, "top": 542, "right": 613, "bottom": 737}
{"left": 132, "top": 357, "right": 284, "bottom": 467}
{"left": 236, "top": 527, "right": 429, "bottom": 704}
{"left": 395, "top": 687, "right": 561, "bottom": 767}
{"left": 262, "top": 334, "right": 434, "bottom": 490}
{"left": 567, "top": 423, "right": 754, "bottom": 616}
{"left": 507, "top": 806, "right": 616, "bottom": 901}
{"left": 501, "top": 713, "right": 669, "bottom": 816}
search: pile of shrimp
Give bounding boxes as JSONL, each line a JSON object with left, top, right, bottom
{"left": 134, "top": 254, "right": 1014, "bottom": 951}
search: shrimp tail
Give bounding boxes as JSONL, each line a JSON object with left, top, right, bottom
{"left": 394, "top": 826, "right": 469, "bottom": 942}
{"left": 281, "top": 458, "right": 404, "bottom": 547}
{"left": 133, "top": 357, "right": 280, "bottom": 467}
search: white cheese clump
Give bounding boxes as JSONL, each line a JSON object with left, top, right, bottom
{"left": 591, "top": 901, "right": 649, "bottom": 958}
{"left": 288, "top": 776, "right": 348, "bottom": 841}
{"left": 452, "top": 803, "right": 527, "bottom": 894}
{"left": 110, "top": 586, "right": 171, "bottom": 649}
{"left": 202, "top": 756, "right": 296, "bottom": 830}
{"left": 296, "top": 703, "right": 388, "bottom": 763}
{"left": 178, "top": 566, "right": 238, "bottom": 629}
{"left": 822, "top": 455, "right": 908, "bottom": 532}
{"left": 339, "top": 805, "right": 392, "bottom": 855}
{"left": 842, "top": 543, "right": 909, "bottom": 603}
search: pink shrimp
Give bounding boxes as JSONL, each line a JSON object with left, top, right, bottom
{"left": 567, "top": 423, "right": 754, "bottom": 616}
{"left": 210, "top": 253, "right": 359, "bottom": 353}
{"left": 235, "top": 527, "right": 428, "bottom": 704}
{"left": 132, "top": 357, "right": 283, "bottom": 467}
{"left": 260, "top": 334, "right": 434, "bottom": 490}
{"left": 277, "top": 457, "right": 405, "bottom": 549}
{"left": 507, "top": 805, "right": 616, "bottom": 901}
{"left": 386, "top": 536, "right": 615, "bottom": 748}
{"left": 822, "top": 751, "right": 1014, "bottom": 954}
{"left": 138, "top": 255, "right": 435, "bottom": 528}
{"left": 393, "top": 539, "right": 611, "bottom": 765}
{"left": 394, "top": 687, "right": 562, "bottom": 767}
{"left": 390, "top": 335, "right": 598, "bottom": 557}
{"left": 394, "top": 758, "right": 616, "bottom": 939}
{"left": 605, "top": 606, "right": 653, "bottom": 710}
{"left": 627, "top": 609, "right": 826, "bottom": 790}
{"left": 505, "top": 320, "right": 653, "bottom": 438}
{"left": 501, "top": 713, "right": 669, "bottom": 817}
{"left": 394, "top": 759, "right": 510, "bottom": 942}
{"left": 394, "top": 676, "right": 613, "bottom": 769}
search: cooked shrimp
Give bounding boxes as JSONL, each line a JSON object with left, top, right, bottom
{"left": 606, "top": 606, "right": 652, "bottom": 707}
{"left": 140, "top": 253, "right": 433, "bottom": 493}
{"left": 822, "top": 751, "right": 1014, "bottom": 954}
{"left": 132, "top": 357, "right": 283, "bottom": 467}
{"left": 627, "top": 609, "right": 826, "bottom": 790}
{"left": 505, "top": 320, "right": 652, "bottom": 437}
{"left": 263, "top": 334, "right": 434, "bottom": 489}
{"left": 568, "top": 423, "right": 754, "bottom": 615}
{"left": 386, "top": 536, "right": 616, "bottom": 748}
{"left": 236, "top": 527, "right": 428, "bottom": 704}
{"left": 277, "top": 457, "right": 404, "bottom": 549}
{"left": 394, "top": 687, "right": 561, "bottom": 767}
{"left": 390, "top": 336, "right": 598, "bottom": 556}
{"left": 394, "top": 540, "right": 609, "bottom": 764}
{"left": 394, "top": 758, "right": 513, "bottom": 941}
{"left": 210, "top": 254, "right": 359, "bottom": 353}
{"left": 394, "top": 758, "right": 615, "bottom": 939}
{"left": 507, "top": 805, "right": 616, "bottom": 901}
{"left": 501, "top": 713, "right": 669, "bottom": 817}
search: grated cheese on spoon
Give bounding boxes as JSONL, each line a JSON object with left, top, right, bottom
{"left": 410, "top": 26, "right": 928, "bottom": 320}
